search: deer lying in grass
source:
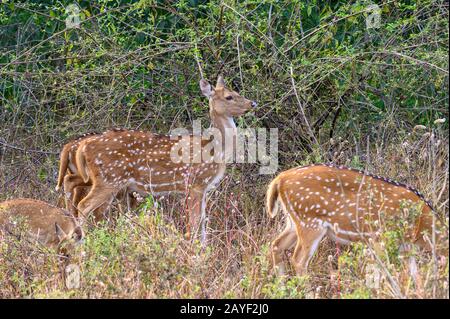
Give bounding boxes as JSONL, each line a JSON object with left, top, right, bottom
{"left": 56, "top": 132, "right": 138, "bottom": 216}
{"left": 0, "top": 198, "right": 83, "bottom": 251}
{"left": 266, "top": 164, "right": 439, "bottom": 276}
{"left": 75, "top": 76, "right": 257, "bottom": 242}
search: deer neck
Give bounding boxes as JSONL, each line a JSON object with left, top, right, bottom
{"left": 209, "top": 107, "right": 237, "bottom": 163}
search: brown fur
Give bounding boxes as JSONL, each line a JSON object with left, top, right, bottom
{"left": 56, "top": 132, "right": 138, "bottom": 216}
{"left": 56, "top": 132, "right": 100, "bottom": 191}
{"left": 75, "top": 76, "right": 256, "bottom": 242}
{"left": 0, "top": 198, "right": 83, "bottom": 250}
{"left": 55, "top": 133, "right": 100, "bottom": 214}
{"left": 267, "top": 164, "right": 435, "bottom": 275}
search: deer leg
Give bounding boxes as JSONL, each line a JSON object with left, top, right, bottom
{"left": 63, "top": 174, "right": 88, "bottom": 209}
{"left": 63, "top": 174, "right": 85, "bottom": 198}
{"left": 291, "top": 227, "right": 327, "bottom": 276}
{"left": 77, "top": 185, "right": 117, "bottom": 223}
{"left": 185, "top": 189, "right": 204, "bottom": 242}
{"left": 115, "top": 188, "right": 127, "bottom": 214}
{"left": 271, "top": 227, "right": 297, "bottom": 276}
{"left": 199, "top": 191, "right": 208, "bottom": 245}
{"left": 71, "top": 185, "right": 91, "bottom": 217}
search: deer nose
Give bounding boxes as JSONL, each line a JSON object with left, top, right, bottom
{"left": 251, "top": 101, "right": 258, "bottom": 108}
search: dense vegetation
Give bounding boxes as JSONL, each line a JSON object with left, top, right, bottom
{"left": 0, "top": 0, "right": 448, "bottom": 298}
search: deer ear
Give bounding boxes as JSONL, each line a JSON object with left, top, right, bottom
{"left": 200, "top": 79, "right": 214, "bottom": 97}
{"left": 55, "top": 223, "right": 67, "bottom": 242}
{"left": 216, "top": 75, "right": 225, "bottom": 89}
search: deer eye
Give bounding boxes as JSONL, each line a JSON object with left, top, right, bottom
{"left": 225, "top": 96, "right": 233, "bottom": 100}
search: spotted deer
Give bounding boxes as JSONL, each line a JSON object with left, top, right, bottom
{"left": 55, "top": 132, "right": 139, "bottom": 216}
{"left": 75, "top": 76, "right": 257, "bottom": 242}
{"left": 266, "top": 164, "right": 438, "bottom": 276}
{"left": 0, "top": 198, "right": 83, "bottom": 251}
{"left": 55, "top": 132, "right": 99, "bottom": 214}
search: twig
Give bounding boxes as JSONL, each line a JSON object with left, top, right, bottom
{"left": 0, "top": 139, "right": 58, "bottom": 155}
{"left": 289, "top": 65, "right": 319, "bottom": 147}
{"left": 236, "top": 34, "right": 244, "bottom": 91}
{"left": 379, "top": 50, "right": 448, "bottom": 74}
{"left": 194, "top": 42, "right": 204, "bottom": 80}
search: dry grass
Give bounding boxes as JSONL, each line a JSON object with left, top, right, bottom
{"left": 0, "top": 128, "right": 448, "bottom": 299}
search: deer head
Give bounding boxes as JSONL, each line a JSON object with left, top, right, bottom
{"left": 55, "top": 221, "right": 84, "bottom": 253}
{"left": 200, "top": 75, "right": 257, "bottom": 118}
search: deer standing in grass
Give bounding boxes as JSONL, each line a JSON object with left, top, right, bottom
{"left": 266, "top": 164, "right": 437, "bottom": 276}
{"left": 0, "top": 198, "right": 83, "bottom": 251}
{"left": 55, "top": 132, "right": 138, "bottom": 216}
{"left": 75, "top": 76, "right": 256, "bottom": 242}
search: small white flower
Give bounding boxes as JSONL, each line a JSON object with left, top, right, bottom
{"left": 434, "top": 118, "right": 446, "bottom": 125}
{"left": 413, "top": 125, "right": 427, "bottom": 131}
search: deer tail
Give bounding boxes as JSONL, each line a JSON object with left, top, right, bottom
{"left": 75, "top": 144, "right": 90, "bottom": 184}
{"left": 266, "top": 177, "right": 280, "bottom": 218}
{"left": 55, "top": 143, "right": 71, "bottom": 191}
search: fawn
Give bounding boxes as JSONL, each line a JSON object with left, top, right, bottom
{"left": 0, "top": 198, "right": 83, "bottom": 251}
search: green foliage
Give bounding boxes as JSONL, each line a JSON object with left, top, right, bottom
{"left": 341, "top": 287, "right": 371, "bottom": 299}
{"left": 261, "top": 275, "right": 308, "bottom": 299}
{"left": 0, "top": 1, "right": 447, "bottom": 147}
{"left": 0, "top": 0, "right": 448, "bottom": 299}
